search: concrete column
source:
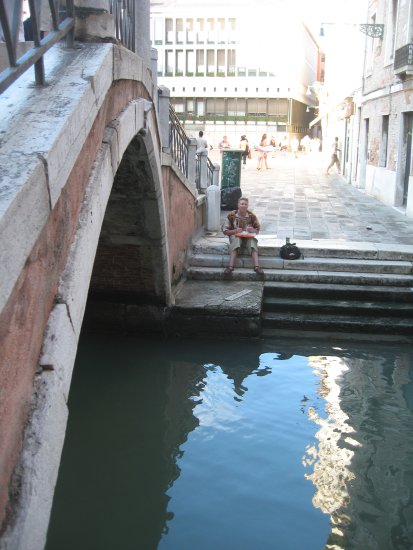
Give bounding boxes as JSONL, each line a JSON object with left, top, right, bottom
{"left": 187, "top": 138, "right": 197, "bottom": 183}
{"left": 158, "top": 85, "right": 170, "bottom": 151}
{"left": 199, "top": 150, "right": 208, "bottom": 192}
{"left": 73, "top": 0, "right": 116, "bottom": 42}
{"left": 135, "top": 0, "right": 150, "bottom": 66}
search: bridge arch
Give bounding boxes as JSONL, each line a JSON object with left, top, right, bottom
{"left": 0, "top": 43, "right": 195, "bottom": 547}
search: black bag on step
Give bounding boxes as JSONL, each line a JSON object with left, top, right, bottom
{"left": 280, "top": 239, "right": 302, "bottom": 260}
{"left": 221, "top": 186, "right": 242, "bottom": 210}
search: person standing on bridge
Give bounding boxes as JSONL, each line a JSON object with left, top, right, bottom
{"left": 196, "top": 130, "right": 209, "bottom": 154}
{"left": 223, "top": 197, "right": 264, "bottom": 276}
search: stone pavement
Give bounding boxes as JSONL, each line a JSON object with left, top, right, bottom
{"left": 209, "top": 149, "right": 413, "bottom": 246}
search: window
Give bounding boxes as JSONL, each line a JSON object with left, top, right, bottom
{"left": 174, "top": 101, "right": 184, "bottom": 113}
{"left": 217, "top": 50, "right": 225, "bottom": 74}
{"left": 227, "top": 49, "right": 236, "bottom": 74}
{"left": 186, "top": 18, "right": 194, "bottom": 43}
{"left": 228, "top": 18, "right": 236, "bottom": 43}
{"left": 379, "top": 115, "right": 389, "bottom": 167}
{"left": 153, "top": 18, "right": 163, "bottom": 44}
{"left": 186, "top": 50, "right": 195, "bottom": 74}
{"left": 366, "top": 14, "right": 377, "bottom": 72}
{"left": 165, "top": 18, "right": 173, "bottom": 44}
{"left": 384, "top": 0, "right": 399, "bottom": 62}
{"left": 196, "top": 50, "right": 205, "bottom": 74}
{"left": 196, "top": 18, "right": 204, "bottom": 43}
{"left": 196, "top": 100, "right": 205, "bottom": 116}
{"left": 217, "top": 18, "right": 225, "bottom": 43}
{"left": 176, "top": 18, "right": 184, "bottom": 43}
{"left": 165, "top": 50, "right": 173, "bottom": 74}
{"left": 207, "top": 18, "right": 215, "bottom": 43}
{"left": 175, "top": 50, "right": 184, "bottom": 74}
{"left": 207, "top": 49, "right": 215, "bottom": 74}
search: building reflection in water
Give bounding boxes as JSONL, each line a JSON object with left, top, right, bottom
{"left": 47, "top": 336, "right": 413, "bottom": 550}
{"left": 302, "top": 349, "right": 413, "bottom": 549}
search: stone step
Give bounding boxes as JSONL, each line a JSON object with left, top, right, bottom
{"left": 189, "top": 253, "right": 413, "bottom": 275}
{"left": 263, "top": 281, "right": 413, "bottom": 301}
{"left": 261, "top": 311, "right": 413, "bottom": 335}
{"left": 263, "top": 296, "right": 413, "bottom": 317}
{"left": 187, "top": 266, "right": 413, "bottom": 286}
{"left": 192, "top": 237, "right": 413, "bottom": 262}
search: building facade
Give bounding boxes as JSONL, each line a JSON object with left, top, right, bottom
{"left": 150, "top": 0, "right": 321, "bottom": 147}
{"left": 358, "top": 0, "right": 413, "bottom": 217}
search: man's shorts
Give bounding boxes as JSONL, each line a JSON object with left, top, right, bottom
{"left": 229, "top": 235, "right": 258, "bottom": 254}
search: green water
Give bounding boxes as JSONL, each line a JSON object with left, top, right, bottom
{"left": 46, "top": 334, "right": 413, "bottom": 550}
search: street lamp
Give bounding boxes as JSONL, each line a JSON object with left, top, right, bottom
{"left": 319, "top": 22, "right": 384, "bottom": 38}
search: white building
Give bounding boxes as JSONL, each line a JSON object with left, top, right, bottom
{"left": 150, "top": 0, "right": 321, "bottom": 147}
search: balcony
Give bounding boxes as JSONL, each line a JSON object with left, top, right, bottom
{"left": 394, "top": 44, "right": 413, "bottom": 76}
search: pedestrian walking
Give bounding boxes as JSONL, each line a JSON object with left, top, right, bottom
{"left": 290, "top": 136, "right": 299, "bottom": 159}
{"left": 240, "top": 135, "right": 249, "bottom": 166}
{"left": 326, "top": 137, "right": 341, "bottom": 174}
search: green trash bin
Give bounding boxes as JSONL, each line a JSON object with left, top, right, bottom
{"left": 220, "top": 149, "right": 242, "bottom": 188}
{"left": 220, "top": 149, "right": 243, "bottom": 210}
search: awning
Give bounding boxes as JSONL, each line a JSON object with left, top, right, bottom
{"left": 309, "top": 99, "right": 355, "bottom": 128}
{"left": 309, "top": 113, "right": 325, "bottom": 128}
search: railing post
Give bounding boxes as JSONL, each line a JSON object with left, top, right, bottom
{"left": 135, "top": 0, "right": 150, "bottom": 64}
{"left": 158, "top": 85, "right": 170, "bottom": 151}
{"left": 151, "top": 47, "right": 158, "bottom": 90}
{"left": 212, "top": 163, "right": 220, "bottom": 186}
{"left": 198, "top": 150, "right": 208, "bottom": 192}
{"left": 187, "top": 138, "right": 197, "bottom": 184}
{"left": 74, "top": 1, "right": 116, "bottom": 42}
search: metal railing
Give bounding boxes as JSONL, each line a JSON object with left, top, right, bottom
{"left": 206, "top": 156, "right": 215, "bottom": 187}
{"left": 108, "top": 0, "right": 135, "bottom": 52}
{"left": 0, "top": 0, "right": 75, "bottom": 94}
{"left": 169, "top": 103, "right": 189, "bottom": 178}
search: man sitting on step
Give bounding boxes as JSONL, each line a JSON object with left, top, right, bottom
{"left": 222, "top": 197, "right": 264, "bottom": 276}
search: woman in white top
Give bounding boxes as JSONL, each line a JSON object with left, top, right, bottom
{"left": 257, "top": 133, "right": 269, "bottom": 171}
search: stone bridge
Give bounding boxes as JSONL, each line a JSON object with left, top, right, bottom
{"left": 0, "top": 39, "right": 209, "bottom": 549}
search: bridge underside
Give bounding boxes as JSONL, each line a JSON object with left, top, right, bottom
{"left": 90, "top": 135, "right": 168, "bottom": 305}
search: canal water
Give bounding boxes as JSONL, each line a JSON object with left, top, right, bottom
{"left": 45, "top": 332, "right": 413, "bottom": 550}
